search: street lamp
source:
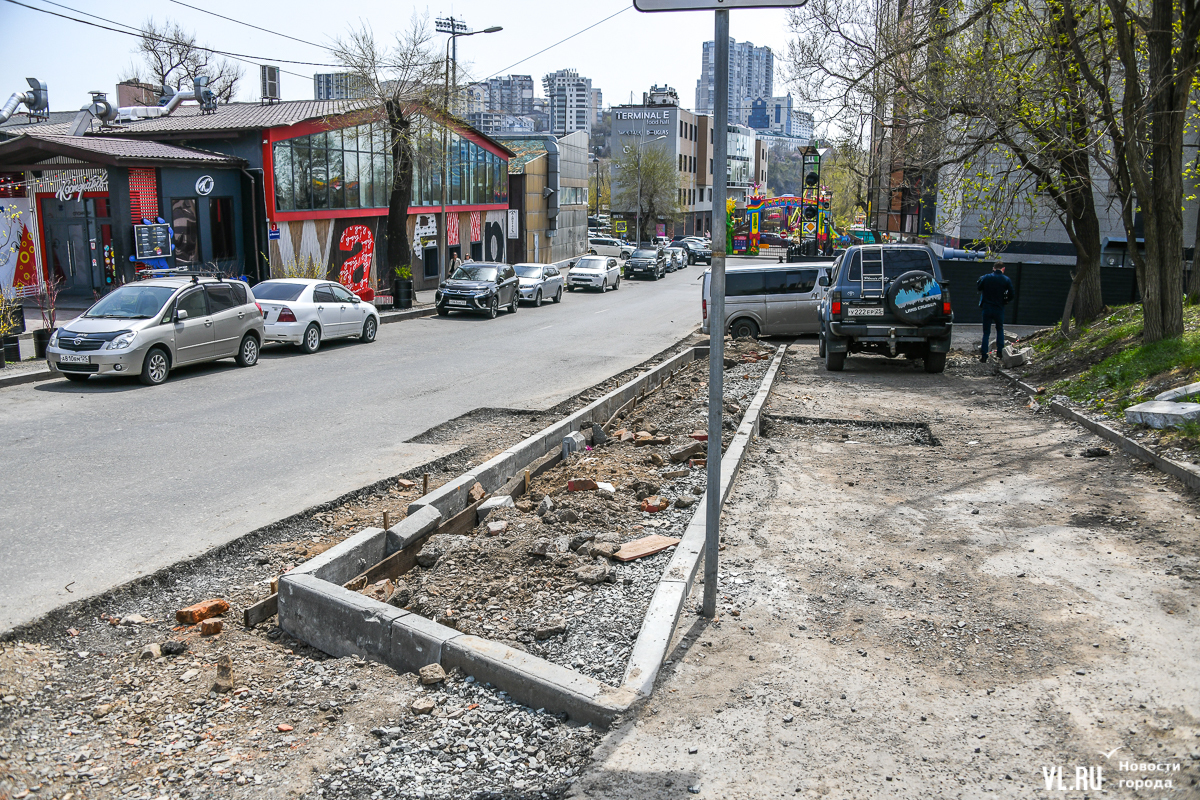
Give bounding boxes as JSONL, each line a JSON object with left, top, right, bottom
{"left": 624, "top": 134, "right": 666, "bottom": 246}
{"left": 438, "top": 22, "right": 502, "bottom": 280}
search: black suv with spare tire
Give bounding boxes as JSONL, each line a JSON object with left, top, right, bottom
{"left": 817, "top": 244, "right": 953, "bottom": 373}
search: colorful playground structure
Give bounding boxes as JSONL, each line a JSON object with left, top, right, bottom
{"left": 731, "top": 191, "right": 845, "bottom": 255}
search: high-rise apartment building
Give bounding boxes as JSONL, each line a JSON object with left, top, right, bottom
{"left": 694, "top": 39, "right": 774, "bottom": 123}
{"left": 487, "top": 75, "right": 535, "bottom": 116}
{"left": 542, "top": 69, "right": 593, "bottom": 137}
{"left": 313, "top": 72, "right": 368, "bottom": 101}
{"left": 590, "top": 88, "right": 604, "bottom": 125}
{"left": 745, "top": 94, "right": 815, "bottom": 141}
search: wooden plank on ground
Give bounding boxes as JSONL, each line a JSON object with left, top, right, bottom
{"left": 243, "top": 594, "right": 277, "bottom": 628}
{"left": 613, "top": 535, "right": 681, "bottom": 562}
{"left": 498, "top": 448, "right": 562, "bottom": 499}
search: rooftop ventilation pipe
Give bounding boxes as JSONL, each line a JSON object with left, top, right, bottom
{"left": 116, "top": 81, "right": 198, "bottom": 122}
{"left": 0, "top": 78, "right": 49, "bottom": 125}
{"left": 68, "top": 91, "right": 119, "bottom": 136}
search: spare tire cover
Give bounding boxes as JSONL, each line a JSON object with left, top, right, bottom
{"left": 887, "top": 270, "right": 942, "bottom": 325}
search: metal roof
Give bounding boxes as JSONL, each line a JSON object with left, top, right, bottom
{"left": 0, "top": 133, "right": 246, "bottom": 169}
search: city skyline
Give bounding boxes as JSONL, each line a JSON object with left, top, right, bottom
{"left": 0, "top": 0, "right": 796, "bottom": 123}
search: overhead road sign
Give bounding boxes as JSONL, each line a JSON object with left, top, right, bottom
{"left": 634, "top": 0, "right": 805, "bottom": 10}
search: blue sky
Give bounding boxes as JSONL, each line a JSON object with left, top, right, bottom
{"left": 0, "top": 0, "right": 798, "bottom": 117}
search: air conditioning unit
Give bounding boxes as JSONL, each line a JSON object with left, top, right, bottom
{"left": 260, "top": 65, "right": 280, "bottom": 104}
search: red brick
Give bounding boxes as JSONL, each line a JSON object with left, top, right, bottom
{"left": 568, "top": 479, "right": 598, "bottom": 492}
{"left": 640, "top": 496, "right": 670, "bottom": 513}
{"left": 689, "top": 431, "right": 708, "bottom": 441}
{"left": 199, "top": 619, "right": 223, "bottom": 636}
{"left": 175, "top": 599, "right": 229, "bottom": 625}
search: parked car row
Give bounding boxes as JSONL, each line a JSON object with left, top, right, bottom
{"left": 698, "top": 243, "right": 953, "bottom": 374}
{"left": 46, "top": 276, "right": 380, "bottom": 386}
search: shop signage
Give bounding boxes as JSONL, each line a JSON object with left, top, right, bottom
{"left": 134, "top": 223, "right": 172, "bottom": 259}
{"left": 50, "top": 173, "right": 108, "bottom": 202}
{"left": 268, "top": 223, "right": 280, "bottom": 241}
{"left": 507, "top": 209, "right": 519, "bottom": 238}
{"left": 195, "top": 175, "right": 215, "bottom": 196}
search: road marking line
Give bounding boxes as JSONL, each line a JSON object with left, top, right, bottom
{"left": 595, "top": 309, "right": 610, "bottom": 314}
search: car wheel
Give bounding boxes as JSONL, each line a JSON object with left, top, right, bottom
{"left": 488, "top": 297, "right": 499, "bottom": 318}
{"left": 730, "top": 318, "right": 759, "bottom": 339}
{"left": 235, "top": 333, "right": 260, "bottom": 367}
{"left": 437, "top": 305, "right": 449, "bottom": 316}
{"left": 301, "top": 323, "right": 321, "bottom": 354}
{"left": 924, "top": 350, "right": 947, "bottom": 373}
{"left": 534, "top": 290, "right": 543, "bottom": 307}
{"left": 825, "top": 346, "right": 846, "bottom": 372}
{"left": 554, "top": 286, "right": 563, "bottom": 302}
{"left": 509, "top": 291, "right": 519, "bottom": 313}
{"left": 601, "top": 278, "right": 608, "bottom": 292}
{"left": 818, "top": 334, "right": 827, "bottom": 358}
{"left": 63, "top": 372, "right": 90, "bottom": 383}
{"left": 614, "top": 274, "right": 621, "bottom": 290}
{"left": 589, "top": 249, "right": 597, "bottom": 255}
{"left": 140, "top": 347, "right": 171, "bottom": 385}
{"left": 360, "top": 316, "right": 378, "bottom": 343}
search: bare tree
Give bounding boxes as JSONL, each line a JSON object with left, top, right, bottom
{"left": 330, "top": 16, "right": 444, "bottom": 278}
{"left": 1061, "top": 0, "right": 1200, "bottom": 341}
{"left": 121, "top": 18, "right": 243, "bottom": 102}
{"left": 611, "top": 145, "right": 683, "bottom": 243}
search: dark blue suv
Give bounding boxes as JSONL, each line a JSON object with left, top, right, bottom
{"left": 817, "top": 244, "right": 953, "bottom": 373}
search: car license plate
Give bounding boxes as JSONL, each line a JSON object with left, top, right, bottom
{"left": 851, "top": 306, "right": 884, "bottom": 316}
{"left": 448, "top": 299, "right": 467, "bottom": 306}
{"left": 59, "top": 354, "right": 90, "bottom": 364}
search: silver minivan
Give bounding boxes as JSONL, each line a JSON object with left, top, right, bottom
{"left": 700, "top": 263, "right": 832, "bottom": 338}
{"left": 47, "top": 276, "right": 264, "bottom": 385}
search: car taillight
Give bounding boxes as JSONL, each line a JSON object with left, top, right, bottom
{"left": 278, "top": 307, "right": 297, "bottom": 323}
{"left": 941, "top": 288, "right": 952, "bottom": 316}
{"left": 702, "top": 297, "right": 708, "bottom": 320}
{"left": 831, "top": 291, "right": 842, "bottom": 317}
{"left": 255, "top": 302, "right": 263, "bottom": 317}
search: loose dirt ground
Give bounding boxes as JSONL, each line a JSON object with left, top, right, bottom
{"left": 568, "top": 345, "right": 1200, "bottom": 799}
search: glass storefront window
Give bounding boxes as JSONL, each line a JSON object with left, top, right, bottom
{"left": 271, "top": 117, "right": 508, "bottom": 212}
{"left": 171, "top": 198, "right": 199, "bottom": 264}
{"left": 209, "top": 197, "right": 236, "bottom": 261}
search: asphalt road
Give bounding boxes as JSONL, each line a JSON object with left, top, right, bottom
{"left": 0, "top": 265, "right": 710, "bottom": 633}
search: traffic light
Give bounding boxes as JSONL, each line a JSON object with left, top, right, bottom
{"left": 803, "top": 205, "right": 818, "bottom": 220}
{"left": 805, "top": 171, "right": 819, "bottom": 187}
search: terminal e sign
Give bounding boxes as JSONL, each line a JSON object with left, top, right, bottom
{"left": 634, "top": 0, "right": 805, "bottom": 9}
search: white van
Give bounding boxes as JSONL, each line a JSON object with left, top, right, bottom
{"left": 700, "top": 262, "right": 832, "bottom": 338}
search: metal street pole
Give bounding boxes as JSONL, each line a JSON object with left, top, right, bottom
{"left": 703, "top": 8, "right": 728, "bottom": 619}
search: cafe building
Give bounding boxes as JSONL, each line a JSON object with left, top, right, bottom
{"left": 0, "top": 95, "right": 512, "bottom": 298}
{"left": 0, "top": 132, "right": 248, "bottom": 302}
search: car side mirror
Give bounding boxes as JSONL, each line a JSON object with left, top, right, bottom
{"left": 351, "top": 296, "right": 360, "bottom": 304}
{"left": 818, "top": 275, "right": 830, "bottom": 287}
{"left": 175, "top": 309, "right": 188, "bottom": 322}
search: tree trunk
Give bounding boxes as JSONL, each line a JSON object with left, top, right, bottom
{"left": 1072, "top": 207, "right": 1105, "bottom": 322}
{"left": 1188, "top": 200, "right": 1200, "bottom": 303}
{"left": 385, "top": 106, "right": 413, "bottom": 283}
{"left": 1060, "top": 277, "right": 1079, "bottom": 336}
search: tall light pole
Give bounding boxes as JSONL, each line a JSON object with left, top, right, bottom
{"left": 436, "top": 19, "right": 501, "bottom": 279}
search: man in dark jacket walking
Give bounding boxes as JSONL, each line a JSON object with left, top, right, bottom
{"left": 976, "top": 264, "right": 1015, "bottom": 362}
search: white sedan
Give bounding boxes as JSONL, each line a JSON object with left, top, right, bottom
{"left": 567, "top": 255, "right": 622, "bottom": 292}
{"left": 515, "top": 263, "right": 565, "bottom": 306}
{"left": 253, "top": 279, "right": 380, "bottom": 353}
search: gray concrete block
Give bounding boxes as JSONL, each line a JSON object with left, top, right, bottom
{"left": 476, "top": 495, "right": 515, "bottom": 523}
{"left": 1155, "top": 381, "right": 1200, "bottom": 402}
{"left": 385, "top": 505, "right": 442, "bottom": 554}
{"left": 278, "top": 572, "right": 406, "bottom": 663}
{"left": 562, "top": 431, "right": 586, "bottom": 459}
{"left": 406, "top": 472, "right": 479, "bottom": 519}
{"left": 390, "top": 613, "right": 461, "bottom": 673}
{"left": 504, "top": 438, "right": 547, "bottom": 477}
{"left": 1125, "top": 400, "right": 1200, "bottom": 429}
{"left": 472, "top": 450, "right": 522, "bottom": 491}
{"left": 622, "top": 580, "right": 689, "bottom": 698}
{"left": 287, "top": 527, "right": 386, "bottom": 585}
{"left": 662, "top": 514, "right": 706, "bottom": 585}
{"left": 444, "top": 635, "right": 636, "bottom": 728}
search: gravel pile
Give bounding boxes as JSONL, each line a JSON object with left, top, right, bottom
{"left": 317, "top": 671, "right": 601, "bottom": 800}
